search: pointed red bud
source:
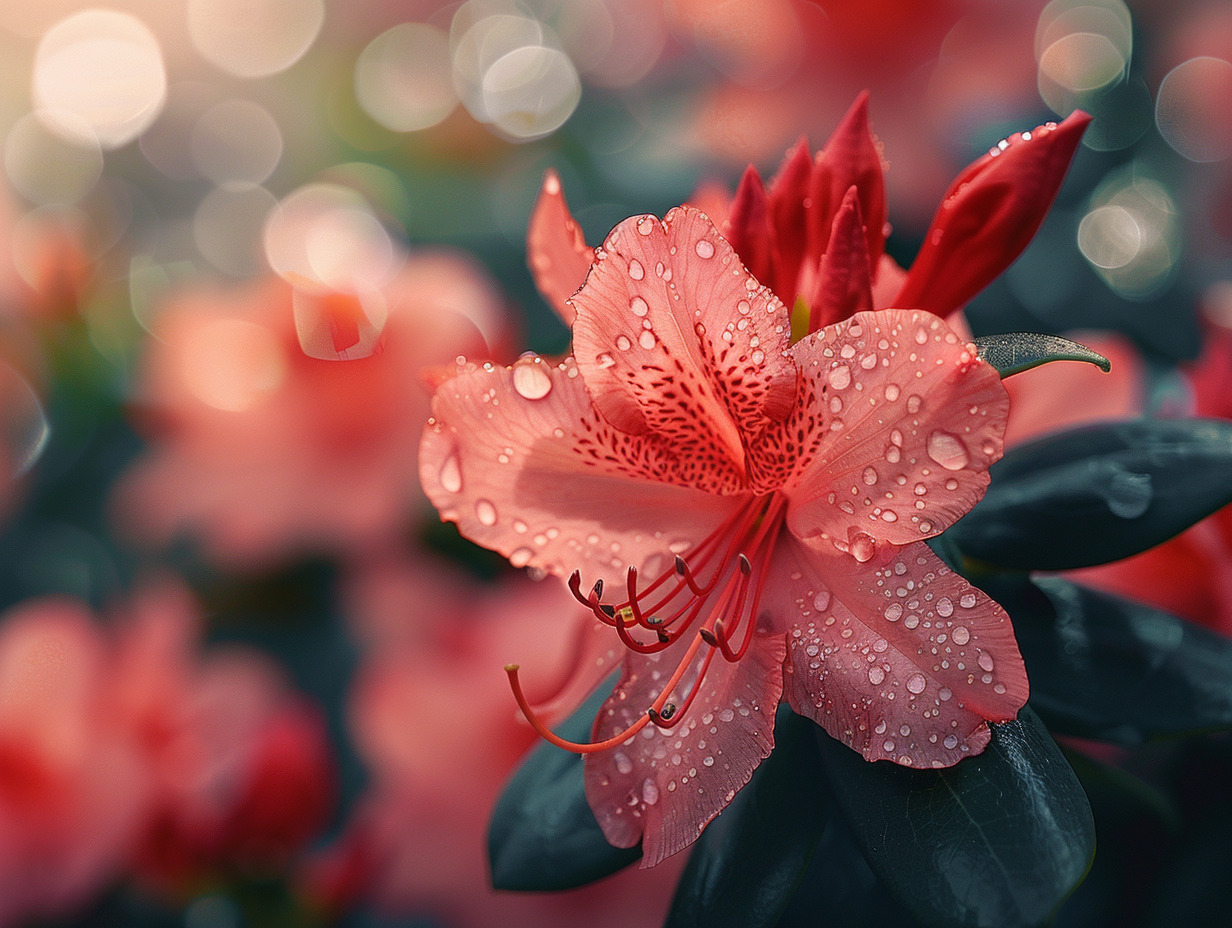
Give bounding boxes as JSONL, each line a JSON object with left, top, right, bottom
{"left": 527, "top": 170, "right": 594, "bottom": 327}
{"left": 893, "top": 111, "right": 1092, "bottom": 318}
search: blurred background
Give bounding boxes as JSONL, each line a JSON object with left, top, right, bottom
{"left": 1, "top": 1, "right": 1231, "bottom": 926}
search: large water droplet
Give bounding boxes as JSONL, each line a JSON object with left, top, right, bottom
{"left": 641, "top": 778, "right": 659, "bottom": 805}
{"left": 905, "top": 673, "right": 926, "bottom": 694}
{"left": 439, "top": 451, "right": 462, "bottom": 493}
{"left": 509, "top": 547, "right": 534, "bottom": 568}
{"left": 695, "top": 239, "right": 715, "bottom": 258}
{"left": 868, "top": 665, "right": 886, "bottom": 685}
{"left": 475, "top": 499, "right": 497, "bottom": 526}
{"left": 511, "top": 355, "right": 552, "bottom": 399}
{"left": 849, "top": 532, "right": 876, "bottom": 562}
{"left": 978, "top": 651, "right": 995, "bottom": 672}
{"left": 628, "top": 259, "right": 644, "bottom": 280}
{"left": 951, "top": 625, "right": 970, "bottom": 645}
{"left": 614, "top": 751, "right": 633, "bottom": 775}
{"left": 813, "top": 589, "right": 831, "bottom": 611}
{"left": 862, "top": 466, "right": 878, "bottom": 486}
{"left": 596, "top": 352, "right": 616, "bottom": 369}
{"left": 884, "top": 383, "right": 900, "bottom": 401}
{"left": 1105, "top": 469, "right": 1152, "bottom": 519}
{"left": 638, "top": 330, "right": 656, "bottom": 349}
{"left": 936, "top": 597, "right": 954, "bottom": 617}
{"left": 629, "top": 295, "right": 649, "bottom": 316}
{"left": 926, "top": 431, "right": 969, "bottom": 470}
{"left": 828, "top": 365, "right": 852, "bottom": 389}
{"left": 943, "top": 733, "right": 959, "bottom": 749}
{"left": 884, "top": 603, "right": 903, "bottom": 622}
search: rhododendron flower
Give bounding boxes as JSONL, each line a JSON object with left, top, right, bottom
{"left": 421, "top": 207, "right": 1027, "bottom": 865}
{"left": 115, "top": 252, "right": 506, "bottom": 568}
{"left": 530, "top": 95, "right": 1090, "bottom": 334}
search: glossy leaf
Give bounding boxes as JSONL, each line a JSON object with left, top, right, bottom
{"left": 951, "top": 419, "right": 1232, "bottom": 569}
{"left": 974, "top": 332, "right": 1110, "bottom": 378}
{"left": 666, "top": 711, "right": 829, "bottom": 928}
{"left": 817, "top": 707, "right": 1094, "bottom": 928}
{"left": 990, "top": 574, "right": 1232, "bottom": 744}
{"left": 488, "top": 682, "right": 640, "bottom": 890}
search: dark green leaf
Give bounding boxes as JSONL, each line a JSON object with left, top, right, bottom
{"left": 666, "top": 711, "right": 829, "bottom": 928}
{"left": 951, "top": 419, "right": 1232, "bottom": 569}
{"left": 975, "top": 332, "right": 1111, "bottom": 378}
{"left": 488, "top": 681, "right": 640, "bottom": 890}
{"left": 817, "top": 707, "right": 1094, "bottom": 928}
{"left": 989, "top": 574, "right": 1232, "bottom": 744}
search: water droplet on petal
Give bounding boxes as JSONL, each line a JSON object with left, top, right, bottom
{"left": 849, "top": 532, "right": 876, "bottom": 562}
{"left": 639, "top": 330, "right": 656, "bottom": 349}
{"left": 695, "top": 239, "right": 715, "bottom": 258}
{"left": 951, "top": 625, "right": 970, "bottom": 645}
{"left": 630, "top": 295, "right": 649, "bottom": 316}
{"left": 596, "top": 352, "right": 615, "bottom": 369}
{"left": 905, "top": 673, "right": 926, "bottom": 694}
{"left": 884, "top": 383, "right": 900, "bottom": 401}
{"left": 862, "top": 466, "right": 878, "bottom": 486}
{"left": 906, "top": 394, "right": 922, "bottom": 414}
{"left": 475, "top": 499, "right": 497, "bottom": 526}
{"left": 978, "top": 651, "right": 995, "bottom": 672}
{"left": 868, "top": 665, "right": 886, "bottom": 685}
{"left": 641, "top": 778, "right": 659, "bottom": 805}
{"left": 943, "top": 733, "right": 959, "bottom": 749}
{"left": 509, "top": 547, "right": 534, "bottom": 568}
{"left": 614, "top": 751, "right": 633, "bottom": 775}
{"left": 884, "top": 603, "right": 903, "bottom": 622}
{"left": 936, "top": 597, "right": 954, "bottom": 617}
{"left": 813, "top": 589, "right": 831, "bottom": 611}
{"left": 1105, "top": 469, "right": 1152, "bottom": 519}
{"left": 616, "top": 334, "right": 632, "bottom": 350}
{"left": 439, "top": 451, "right": 462, "bottom": 493}
{"left": 926, "top": 431, "right": 969, "bottom": 470}
{"left": 628, "top": 259, "right": 644, "bottom": 280}
{"left": 828, "top": 365, "right": 852, "bottom": 389}
{"left": 511, "top": 355, "right": 553, "bottom": 399}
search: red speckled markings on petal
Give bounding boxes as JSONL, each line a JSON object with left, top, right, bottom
{"left": 769, "top": 533, "right": 1027, "bottom": 767}
{"left": 584, "top": 625, "right": 785, "bottom": 867}
{"left": 419, "top": 356, "right": 743, "bottom": 588}
{"left": 570, "top": 207, "right": 797, "bottom": 491}
{"left": 776, "top": 308, "right": 1008, "bottom": 552}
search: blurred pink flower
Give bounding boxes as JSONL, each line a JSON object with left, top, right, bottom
{"left": 314, "top": 553, "right": 678, "bottom": 927}
{"left": 110, "top": 582, "right": 336, "bottom": 894}
{"left": 421, "top": 206, "right": 1025, "bottom": 865}
{"left": 0, "top": 598, "right": 145, "bottom": 928}
{"left": 115, "top": 252, "right": 508, "bottom": 568}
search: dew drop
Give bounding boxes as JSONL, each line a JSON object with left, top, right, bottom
{"left": 637, "top": 217, "right": 654, "bottom": 235}
{"left": 642, "top": 778, "right": 659, "bottom": 805}
{"left": 639, "top": 330, "right": 656, "bottom": 349}
{"left": 906, "top": 394, "right": 922, "bottom": 414}
{"left": 959, "top": 592, "right": 977, "bottom": 609}
{"left": 813, "top": 589, "right": 831, "bottom": 611}
{"left": 884, "top": 603, "right": 903, "bottom": 622}
{"left": 628, "top": 259, "right": 645, "bottom": 280}
{"left": 884, "top": 383, "right": 900, "bottom": 401}
{"left": 926, "top": 431, "right": 969, "bottom": 470}
{"left": 849, "top": 532, "right": 876, "bottom": 562}
{"left": 630, "top": 295, "right": 649, "bottom": 316}
{"left": 943, "top": 733, "right": 959, "bottom": 749}
{"left": 695, "top": 239, "right": 715, "bottom": 258}
{"left": 868, "top": 665, "right": 886, "bottom": 685}
{"left": 475, "top": 499, "right": 497, "bottom": 526}
{"left": 616, "top": 334, "right": 632, "bottom": 351}
{"left": 511, "top": 355, "right": 553, "bottom": 399}
{"left": 978, "top": 651, "right": 995, "bottom": 672}
{"left": 883, "top": 739, "right": 896, "bottom": 753}
{"left": 596, "top": 352, "right": 616, "bottom": 369}
{"left": 510, "top": 547, "right": 534, "bottom": 568}
{"left": 1105, "top": 469, "right": 1152, "bottom": 519}
{"left": 951, "top": 625, "right": 970, "bottom": 645}
{"left": 881, "top": 509, "right": 898, "bottom": 523}
{"left": 614, "top": 752, "right": 633, "bottom": 775}
{"left": 751, "top": 349, "right": 765, "bottom": 364}
{"left": 862, "top": 466, "right": 878, "bottom": 486}
{"left": 439, "top": 452, "right": 462, "bottom": 493}
{"left": 914, "top": 327, "right": 929, "bottom": 345}
{"left": 828, "top": 365, "right": 852, "bottom": 389}
{"left": 936, "top": 597, "right": 954, "bottom": 618}
{"left": 938, "top": 686, "right": 953, "bottom": 702}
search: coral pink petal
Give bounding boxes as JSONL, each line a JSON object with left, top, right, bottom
{"left": 420, "top": 357, "right": 745, "bottom": 587}
{"left": 772, "top": 534, "right": 1027, "bottom": 767}
{"left": 584, "top": 629, "right": 784, "bottom": 866}
{"left": 894, "top": 112, "right": 1091, "bottom": 318}
{"left": 570, "top": 208, "right": 797, "bottom": 485}
{"left": 527, "top": 170, "right": 594, "bottom": 326}
{"left": 778, "top": 309, "right": 1008, "bottom": 547}
{"left": 809, "top": 186, "right": 874, "bottom": 331}
{"left": 814, "top": 92, "right": 887, "bottom": 265}
{"left": 686, "top": 180, "right": 732, "bottom": 230}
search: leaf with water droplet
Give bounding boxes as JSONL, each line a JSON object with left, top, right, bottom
{"left": 974, "top": 332, "right": 1110, "bottom": 379}
{"left": 665, "top": 710, "right": 829, "bottom": 928}
{"left": 987, "top": 573, "right": 1232, "bottom": 744}
{"left": 489, "top": 678, "right": 641, "bottom": 890}
{"left": 952, "top": 419, "right": 1232, "bottom": 570}
{"left": 816, "top": 706, "right": 1094, "bottom": 928}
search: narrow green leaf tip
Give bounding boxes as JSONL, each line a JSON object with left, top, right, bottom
{"left": 974, "top": 332, "right": 1111, "bottom": 378}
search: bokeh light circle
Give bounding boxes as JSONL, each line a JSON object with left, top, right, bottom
{"left": 480, "top": 45, "right": 581, "bottom": 140}
{"left": 32, "top": 10, "right": 167, "bottom": 149}
{"left": 1156, "top": 57, "right": 1232, "bottom": 163}
{"left": 187, "top": 0, "right": 325, "bottom": 78}
{"left": 354, "top": 23, "right": 458, "bottom": 132}
{"left": 194, "top": 184, "right": 278, "bottom": 277}
{"left": 4, "top": 112, "right": 104, "bottom": 205}
{"left": 263, "top": 183, "right": 400, "bottom": 293}
{"left": 191, "top": 100, "right": 284, "bottom": 185}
